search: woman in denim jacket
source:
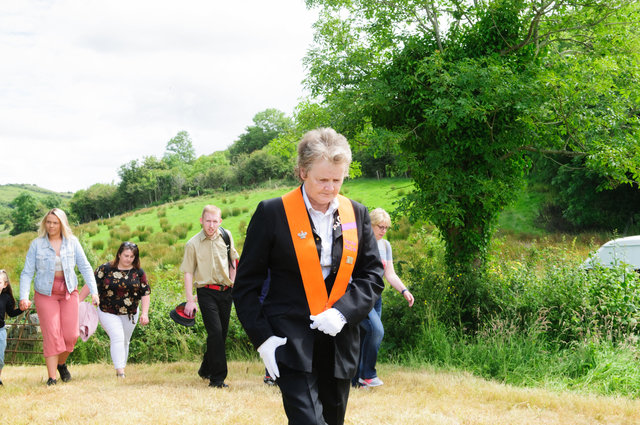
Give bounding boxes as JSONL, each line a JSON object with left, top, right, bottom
{"left": 19, "top": 208, "right": 99, "bottom": 385}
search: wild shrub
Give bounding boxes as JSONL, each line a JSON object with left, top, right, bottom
{"left": 583, "top": 265, "right": 640, "bottom": 340}
{"left": 83, "top": 224, "right": 100, "bottom": 236}
{"left": 159, "top": 218, "right": 171, "bottom": 232}
{"left": 232, "top": 207, "right": 241, "bottom": 216}
{"left": 381, "top": 228, "right": 451, "bottom": 353}
{"left": 149, "top": 232, "right": 178, "bottom": 247}
{"left": 386, "top": 216, "right": 412, "bottom": 242}
{"left": 157, "top": 208, "right": 167, "bottom": 218}
{"left": 172, "top": 224, "right": 190, "bottom": 240}
{"left": 137, "top": 230, "right": 152, "bottom": 242}
{"left": 238, "top": 221, "right": 247, "bottom": 237}
{"left": 92, "top": 240, "right": 104, "bottom": 251}
{"left": 106, "top": 238, "right": 122, "bottom": 254}
{"left": 108, "top": 224, "right": 132, "bottom": 244}
{"left": 222, "top": 207, "right": 231, "bottom": 218}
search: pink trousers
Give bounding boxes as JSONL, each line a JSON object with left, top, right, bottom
{"left": 35, "top": 276, "right": 79, "bottom": 357}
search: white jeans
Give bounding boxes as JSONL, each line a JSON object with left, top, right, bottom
{"left": 98, "top": 309, "right": 138, "bottom": 370}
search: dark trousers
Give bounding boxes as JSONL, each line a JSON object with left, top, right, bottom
{"left": 276, "top": 333, "right": 351, "bottom": 425}
{"left": 196, "top": 287, "right": 232, "bottom": 383}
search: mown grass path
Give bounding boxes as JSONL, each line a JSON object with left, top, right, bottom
{"left": 1, "top": 361, "right": 637, "bottom": 424}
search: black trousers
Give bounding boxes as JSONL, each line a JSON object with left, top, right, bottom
{"left": 196, "top": 287, "right": 232, "bottom": 383}
{"left": 276, "top": 332, "right": 351, "bottom": 425}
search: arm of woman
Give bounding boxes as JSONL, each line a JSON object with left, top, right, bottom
{"left": 139, "top": 294, "right": 150, "bottom": 325}
{"left": 78, "top": 284, "right": 90, "bottom": 301}
{"left": 74, "top": 239, "right": 100, "bottom": 305}
{"left": 384, "top": 261, "right": 414, "bottom": 307}
{"left": 19, "top": 240, "right": 37, "bottom": 308}
{"left": 73, "top": 239, "right": 98, "bottom": 296}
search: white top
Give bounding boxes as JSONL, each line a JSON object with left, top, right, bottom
{"left": 377, "top": 238, "right": 393, "bottom": 270}
{"left": 302, "top": 185, "right": 340, "bottom": 279}
{"left": 54, "top": 255, "right": 63, "bottom": 272}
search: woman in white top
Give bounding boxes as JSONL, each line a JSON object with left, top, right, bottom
{"left": 354, "top": 208, "right": 414, "bottom": 387}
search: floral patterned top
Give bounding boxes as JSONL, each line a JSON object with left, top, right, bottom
{"left": 95, "top": 263, "right": 150, "bottom": 320}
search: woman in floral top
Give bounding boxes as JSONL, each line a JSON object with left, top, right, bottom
{"left": 80, "top": 241, "right": 150, "bottom": 378}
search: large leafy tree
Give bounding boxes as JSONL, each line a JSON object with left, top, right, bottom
{"left": 228, "top": 109, "right": 294, "bottom": 161}
{"left": 164, "top": 131, "right": 196, "bottom": 167}
{"left": 10, "top": 192, "right": 39, "bottom": 235}
{"left": 69, "top": 183, "right": 120, "bottom": 222}
{"left": 304, "top": 0, "right": 640, "bottom": 323}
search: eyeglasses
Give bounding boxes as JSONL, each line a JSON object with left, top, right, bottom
{"left": 376, "top": 224, "right": 390, "bottom": 231}
{"left": 123, "top": 242, "right": 137, "bottom": 248}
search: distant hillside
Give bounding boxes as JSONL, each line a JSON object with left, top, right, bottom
{"left": 0, "top": 184, "right": 73, "bottom": 206}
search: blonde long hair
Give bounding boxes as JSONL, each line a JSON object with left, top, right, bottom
{"left": 37, "top": 208, "right": 74, "bottom": 240}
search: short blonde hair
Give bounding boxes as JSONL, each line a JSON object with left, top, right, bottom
{"left": 201, "top": 205, "right": 222, "bottom": 218}
{"left": 295, "top": 128, "right": 352, "bottom": 181}
{"left": 38, "top": 208, "right": 74, "bottom": 239}
{"left": 370, "top": 208, "right": 391, "bottom": 227}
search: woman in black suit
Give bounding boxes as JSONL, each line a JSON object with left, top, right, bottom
{"left": 233, "top": 128, "right": 384, "bottom": 425}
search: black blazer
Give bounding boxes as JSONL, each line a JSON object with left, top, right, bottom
{"left": 232, "top": 187, "right": 384, "bottom": 379}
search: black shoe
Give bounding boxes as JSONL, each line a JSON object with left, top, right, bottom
{"left": 263, "top": 375, "right": 276, "bottom": 386}
{"left": 57, "top": 363, "right": 71, "bottom": 382}
{"left": 47, "top": 378, "right": 57, "bottom": 386}
{"left": 198, "top": 368, "right": 210, "bottom": 380}
{"left": 209, "top": 380, "right": 229, "bottom": 388}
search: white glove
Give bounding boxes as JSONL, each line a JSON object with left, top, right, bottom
{"left": 309, "top": 308, "right": 347, "bottom": 337}
{"left": 257, "top": 335, "right": 287, "bottom": 379}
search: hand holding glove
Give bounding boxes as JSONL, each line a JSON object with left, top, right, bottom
{"left": 309, "top": 308, "right": 347, "bottom": 337}
{"left": 257, "top": 335, "right": 287, "bottom": 379}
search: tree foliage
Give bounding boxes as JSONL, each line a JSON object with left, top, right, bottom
{"left": 304, "top": 0, "right": 640, "bottom": 324}
{"left": 228, "top": 109, "right": 294, "bottom": 161}
{"left": 10, "top": 192, "right": 40, "bottom": 235}
{"left": 163, "top": 131, "right": 196, "bottom": 166}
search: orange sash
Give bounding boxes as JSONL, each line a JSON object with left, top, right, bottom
{"left": 282, "top": 187, "right": 359, "bottom": 315}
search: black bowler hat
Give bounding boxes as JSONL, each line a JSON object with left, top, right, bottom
{"left": 170, "top": 302, "right": 195, "bottom": 327}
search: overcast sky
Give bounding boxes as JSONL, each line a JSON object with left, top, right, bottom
{"left": 0, "top": 0, "right": 317, "bottom": 193}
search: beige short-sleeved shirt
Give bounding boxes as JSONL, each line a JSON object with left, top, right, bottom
{"left": 180, "top": 228, "right": 240, "bottom": 288}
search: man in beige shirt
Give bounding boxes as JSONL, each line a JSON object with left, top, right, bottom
{"left": 180, "top": 205, "right": 239, "bottom": 388}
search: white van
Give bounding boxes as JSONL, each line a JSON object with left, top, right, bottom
{"left": 583, "top": 235, "right": 640, "bottom": 272}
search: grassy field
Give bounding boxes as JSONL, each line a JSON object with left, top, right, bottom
{"left": 1, "top": 361, "right": 638, "bottom": 425}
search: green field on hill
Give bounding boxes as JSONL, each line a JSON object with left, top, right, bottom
{"left": 81, "top": 178, "right": 412, "bottom": 262}
{"left": 0, "top": 183, "right": 72, "bottom": 205}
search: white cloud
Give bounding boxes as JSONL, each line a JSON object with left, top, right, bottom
{"left": 0, "top": 0, "right": 316, "bottom": 192}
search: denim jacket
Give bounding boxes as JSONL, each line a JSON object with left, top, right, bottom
{"left": 19, "top": 236, "right": 98, "bottom": 300}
